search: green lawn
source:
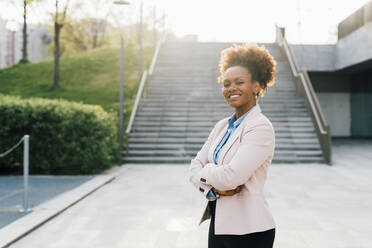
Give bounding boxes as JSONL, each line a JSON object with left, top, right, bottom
{"left": 0, "top": 44, "right": 153, "bottom": 120}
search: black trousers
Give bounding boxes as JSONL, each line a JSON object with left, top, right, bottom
{"left": 208, "top": 201, "right": 275, "bottom": 248}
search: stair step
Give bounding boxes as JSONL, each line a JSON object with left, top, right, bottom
{"left": 272, "top": 157, "right": 324, "bottom": 163}
{"left": 126, "top": 143, "right": 321, "bottom": 151}
{"left": 123, "top": 157, "right": 192, "bottom": 164}
{"left": 141, "top": 98, "right": 305, "bottom": 103}
{"left": 135, "top": 113, "right": 311, "bottom": 119}
{"left": 139, "top": 101, "right": 306, "bottom": 106}
{"left": 122, "top": 156, "right": 324, "bottom": 164}
{"left": 127, "top": 137, "right": 320, "bottom": 144}
{"left": 134, "top": 114, "right": 311, "bottom": 120}
{"left": 129, "top": 132, "right": 317, "bottom": 139}
{"left": 132, "top": 122, "right": 315, "bottom": 128}
{"left": 132, "top": 127, "right": 316, "bottom": 133}
{"left": 139, "top": 108, "right": 308, "bottom": 113}
{"left": 125, "top": 149, "right": 323, "bottom": 157}
{"left": 134, "top": 116, "right": 312, "bottom": 121}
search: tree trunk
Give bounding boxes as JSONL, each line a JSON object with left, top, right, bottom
{"left": 51, "top": 0, "right": 69, "bottom": 90}
{"left": 52, "top": 22, "right": 60, "bottom": 89}
{"left": 52, "top": 0, "right": 60, "bottom": 90}
{"left": 92, "top": 32, "right": 98, "bottom": 49}
{"left": 21, "top": 0, "right": 28, "bottom": 64}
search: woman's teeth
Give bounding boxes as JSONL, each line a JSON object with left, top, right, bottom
{"left": 230, "top": 95, "right": 239, "bottom": 98}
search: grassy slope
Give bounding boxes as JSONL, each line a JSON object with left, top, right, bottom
{"left": 0, "top": 44, "right": 153, "bottom": 121}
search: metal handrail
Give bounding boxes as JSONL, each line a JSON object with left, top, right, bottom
{"left": 149, "top": 40, "right": 162, "bottom": 76}
{"left": 303, "top": 70, "right": 328, "bottom": 129}
{"left": 125, "top": 35, "right": 165, "bottom": 135}
{"left": 126, "top": 70, "right": 148, "bottom": 134}
{"left": 275, "top": 25, "right": 332, "bottom": 164}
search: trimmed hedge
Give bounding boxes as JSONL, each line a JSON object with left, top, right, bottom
{"left": 0, "top": 94, "right": 119, "bottom": 174}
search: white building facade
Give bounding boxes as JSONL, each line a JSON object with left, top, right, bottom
{"left": 0, "top": 18, "right": 51, "bottom": 68}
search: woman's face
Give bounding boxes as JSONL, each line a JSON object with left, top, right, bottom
{"left": 221, "top": 66, "right": 260, "bottom": 113}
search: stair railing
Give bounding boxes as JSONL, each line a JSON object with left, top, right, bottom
{"left": 125, "top": 34, "right": 166, "bottom": 136}
{"left": 275, "top": 25, "right": 332, "bottom": 165}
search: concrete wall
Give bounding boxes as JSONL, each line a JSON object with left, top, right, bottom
{"left": 336, "top": 22, "right": 372, "bottom": 69}
{"left": 317, "top": 93, "right": 351, "bottom": 137}
{"left": 309, "top": 72, "right": 351, "bottom": 137}
{"left": 338, "top": 0, "right": 372, "bottom": 39}
{"left": 290, "top": 44, "right": 336, "bottom": 71}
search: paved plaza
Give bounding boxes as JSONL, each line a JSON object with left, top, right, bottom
{"left": 6, "top": 139, "right": 372, "bottom": 248}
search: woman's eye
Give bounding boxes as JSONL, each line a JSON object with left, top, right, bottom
{"left": 237, "top": 81, "right": 244, "bottom": 85}
{"left": 223, "top": 83, "right": 230, "bottom": 88}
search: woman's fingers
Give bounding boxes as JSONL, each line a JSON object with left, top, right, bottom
{"left": 218, "top": 190, "right": 235, "bottom": 196}
{"left": 235, "top": 185, "right": 242, "bottom": 193}
{"left": 214, "top": 189, "right": 230, "bottom": 195}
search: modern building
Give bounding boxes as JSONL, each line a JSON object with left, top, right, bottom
{"left": 290, "top": 1, "right": 372, "bottom": 138}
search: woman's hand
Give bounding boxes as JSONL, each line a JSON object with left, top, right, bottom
{"left": 214, "top": 185, "right": 242, "bottom": 196}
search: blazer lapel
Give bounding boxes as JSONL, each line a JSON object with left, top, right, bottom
{"left": 208, "top": 120, "right": 228, "bottom": 163}
{"left": 218, "top": 125, "right": 242, "bottom": 164}
{"left": 219, "top": 104, "right": 262, "bottom": 164}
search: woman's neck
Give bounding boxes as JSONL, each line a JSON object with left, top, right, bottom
{"left": 235, "top": 102, "right": 256, "bottom": 119}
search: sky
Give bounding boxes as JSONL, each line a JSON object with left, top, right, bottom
{"left": 0, "top": 0, "right": 370, "bottom": 44}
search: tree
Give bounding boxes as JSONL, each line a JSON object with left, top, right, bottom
{"left": 19, "top": 0, "right": 38, "bottom": 64}
{"left": 59, "top": 18, "right": 109, "bottom": 54}
{"left": 52, "top": 0, "right": 69, "bottom": 90}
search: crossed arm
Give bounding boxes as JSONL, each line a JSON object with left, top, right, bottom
{"left": 189, "top": 123, "right": 274, "bottom": 198}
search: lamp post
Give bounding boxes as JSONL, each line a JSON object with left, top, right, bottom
{"left": 113, "top": 0, "right": 130, "bottom": 164}
{"left": 138, "top": 0, "right": 143, "bottom": 79}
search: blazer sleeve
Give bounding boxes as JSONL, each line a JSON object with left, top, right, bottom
{"left": 188, "top": 122, "right": 220, "bottom": 198}
{"left": 194, "top": 122, "right": 275, "bottom": 191}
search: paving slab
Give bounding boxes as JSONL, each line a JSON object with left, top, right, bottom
{"left": 3, "top": 139, "right": 372, "bottom": 248}
{"left": 0, "top": 174, "right": 115, "bottom": 248}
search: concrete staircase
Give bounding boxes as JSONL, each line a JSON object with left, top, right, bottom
{"left": 123, "top": 42, "right": 324, "bottom": 164}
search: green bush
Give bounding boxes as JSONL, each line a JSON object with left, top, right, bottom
{"left": 0, "top": 94, "right": 119, "bottom": 174}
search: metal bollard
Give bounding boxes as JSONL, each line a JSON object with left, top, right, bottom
{"left": 20, "top": 135, "right": 31, "bottom": 212}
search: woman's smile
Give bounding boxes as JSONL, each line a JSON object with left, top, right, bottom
{"left": 229, "top": 94, "right": 241, "bottom": 99}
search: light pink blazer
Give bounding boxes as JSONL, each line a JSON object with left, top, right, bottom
{"left": 189, "top": 104, "right": 276, "bottom": 235}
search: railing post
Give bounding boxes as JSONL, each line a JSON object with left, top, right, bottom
{"left": 325, "top": 125, "right": 332, "bottom": 165}
{"left": 275, "top": 26, "right": 285, "bottom": 45}
{"left": 21, "top": 135, "right": 31, "bottom": 212}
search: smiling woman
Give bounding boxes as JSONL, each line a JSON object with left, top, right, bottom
{"left": 189, "top": 43, "right": 277, "bottom": 248}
